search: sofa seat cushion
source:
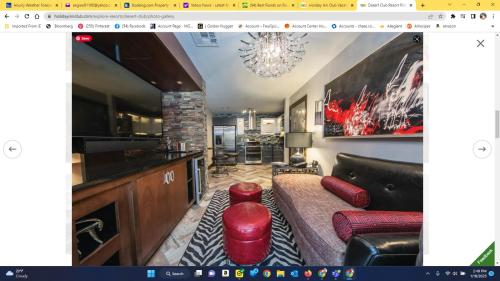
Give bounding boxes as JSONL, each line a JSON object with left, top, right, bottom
{"left": 272, "top": 174, "right": 362, "bottom": 265}
{"left": 332, "top": 210, "right": 423, "bottom": 242}
{"left": 321, "top": 176, "right": 370, "bottom": 208}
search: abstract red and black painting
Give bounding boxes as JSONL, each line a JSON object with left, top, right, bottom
{"left": 324, "top": 32, "right": 424, "bottom": 137}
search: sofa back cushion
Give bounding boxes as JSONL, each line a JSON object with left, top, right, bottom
{"left": 321, "top": 176, "right": 370, "bottom": 208}
{"left": 331, "top": 153, "right": 423, "bottom": 211}
{"left": 332, "top": 210, "right": 423, "bottom": 242}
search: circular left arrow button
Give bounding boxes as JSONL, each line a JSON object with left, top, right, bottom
{"left": 3, "top": 140, "right": 22, "bottom": 159}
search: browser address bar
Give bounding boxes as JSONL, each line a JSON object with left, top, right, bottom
{"left": 47, "top": 13, "right": 176, "bottom": 20}
{"left": 46, "top": 12, "right": 446, "bottom": 21}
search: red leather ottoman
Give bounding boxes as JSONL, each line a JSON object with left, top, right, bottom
{"left": 229, "top": 182, "right": 262, "bottom": 205}
{"left": 223, "top": 202, "right": 272, "bottom": 265}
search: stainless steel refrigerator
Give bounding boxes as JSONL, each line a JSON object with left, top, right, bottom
{"left": 213, "top": 125, "right": 236, "bottom": 152}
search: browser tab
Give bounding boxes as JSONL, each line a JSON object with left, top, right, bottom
{"left": 358, "top": 0, "right": 415, "bottom": 11}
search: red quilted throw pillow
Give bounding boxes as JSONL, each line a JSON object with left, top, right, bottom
{"left": 332, "top": 210, "right": 423, "bottom": 242}
{"left": 321, "top": 176, "right": 370, "bottom": 208}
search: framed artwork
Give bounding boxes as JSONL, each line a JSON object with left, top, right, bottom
{"left": 288, "top": 95, "right": 307, "bottom": 162}
{"left": 314, "top": 100, "right": 323, "bottom": 125}
{"left": 289, "top": 95, "right": 307, "bottom": 133}
{"left": 323, "top": 33, "right": 424, "bottom": 138}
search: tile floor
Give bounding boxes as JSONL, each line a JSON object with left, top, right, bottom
{"left": 147, "top": 164, "right": 273, "bottom": 266}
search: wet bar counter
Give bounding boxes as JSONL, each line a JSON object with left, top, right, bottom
{"left": 72, "top": 151, "right": 202, "bottom": 266}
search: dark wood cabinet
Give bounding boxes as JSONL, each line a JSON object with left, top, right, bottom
{"left": 165, "top": 162, "right": 189, "bottom": 232}
{"left": 73, "top": 182, "right": 134, "bottom": 266}
{"left": 133, "top": 170, "right": 170, "bottom": 264}
{"left": 73, "top": 156, "right": 194, "bottom": 266}
{"left": 133, "top": 161, "right": 188, "bottom": 265}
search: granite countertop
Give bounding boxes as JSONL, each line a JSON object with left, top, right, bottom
{"left": 73, "top": 151, "right": 203, "bottom": 192}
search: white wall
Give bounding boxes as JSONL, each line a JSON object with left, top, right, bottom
{"left": 283, "top": 98, "right": 290, "bottom": 161}
{"left": 285, "top": 33, "right": 423, "bottom": 176}
{"left": 206, "top": 109, "right": 214, "bottom": 166}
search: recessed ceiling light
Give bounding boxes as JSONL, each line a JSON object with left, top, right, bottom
{"left": 150, "top": 81, "right": 157, "bottom": 85}
{"left": 176, "top": 80, "right": 183, "bottom": 85}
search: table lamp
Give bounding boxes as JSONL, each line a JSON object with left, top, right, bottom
{"left": 285, "top": 132, "right": 312, "bottom": 168}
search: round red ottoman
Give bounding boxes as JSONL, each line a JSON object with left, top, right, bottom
{"left": 223, "top": 202, "right": 272, "bottom": 265}
{"left": 229, "top": 182, "right": 262, "bottom": 205}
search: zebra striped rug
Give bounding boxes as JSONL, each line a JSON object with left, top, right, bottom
{"left": 179, "top": 189, "right": 305, "bottom": 266}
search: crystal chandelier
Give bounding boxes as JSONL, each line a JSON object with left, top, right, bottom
{"left": 239, "top": 32, "right": 308, "bottom": 78}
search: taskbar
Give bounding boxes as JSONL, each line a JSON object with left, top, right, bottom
{"left": 0, "top": 266, "right": 496, "bottom": 281}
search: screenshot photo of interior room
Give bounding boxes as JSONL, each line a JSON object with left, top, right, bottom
{"left": 0, "top": 3, "right": 498, "bottom": 279}
{"left": 71, "top": 32, "right": 426, "bottom": 267}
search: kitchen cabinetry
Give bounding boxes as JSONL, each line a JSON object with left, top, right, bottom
{"left": 237, "top": 146, "right": 245, "bottom": 163}
{"left": 261, "top": 118, "right": 283, "bottom": 135}
{"left": 262, "top": 145, "right": 273, "bottom": 163}
{"left": 133, "top": 161, "right": 188, "bottom": 264}
{"left": 260, "top": 118, "right": 277, "bottom": 135}
{"left": 133, "top": 170, "right": 169, "bottom": 264}
{"left": 73, "top": 182, "right": 134, "bottom": 266}
{"left": 262, "top": 145, "right": 284, "bottom": 163}
{"left": 213, "top": 117, "right": 236, "bottom": 126}
{"left": 272, "top": 145, "right": 284, "bottom": 162}
{"left": 73, "top": 155, "right": 195, "bottom": 266}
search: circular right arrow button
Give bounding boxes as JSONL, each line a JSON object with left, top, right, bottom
{"left": 473, "top": 140, "right": 492, "bottom": 159}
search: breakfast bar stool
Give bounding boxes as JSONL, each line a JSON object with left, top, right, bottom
{"left": 224, "top": 151, "right": 239, "bottom": 172}
{"left": 212, "top": 150, "right": 229, "bottom": 177}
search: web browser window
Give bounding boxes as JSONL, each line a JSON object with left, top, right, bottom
{"left": 0, "top": 0, "right": 498, "bottom": 280}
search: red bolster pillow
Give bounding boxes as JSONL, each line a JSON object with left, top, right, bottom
{"left": 321, "top": 176, "right": 370, "bottom": 208}
{"left": 332, "top": 210, "right": 423, "bottom": 242}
